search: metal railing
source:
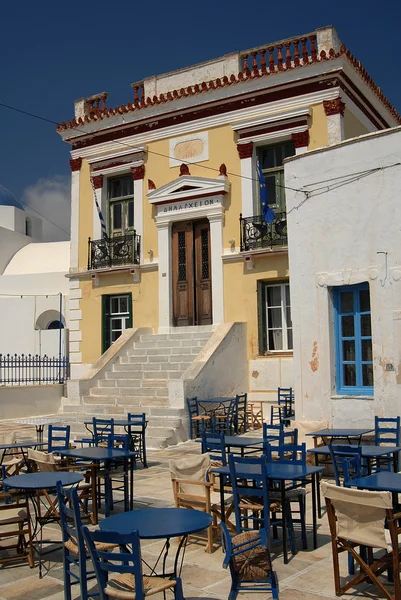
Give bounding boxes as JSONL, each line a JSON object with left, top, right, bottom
{"left": 239, "top": 212, "right": 288, "bottom": 252}
{"left": 88, "top": 232, "right": 141, "bottom": 271}
{"left": 0, "top": 354, "right": 70, "bottom": 385}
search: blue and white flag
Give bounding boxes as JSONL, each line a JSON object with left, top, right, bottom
{"left": 90, "top": 177, "right": 108, "bottom": 239}
{"left": 257, "top": 160, "right": 275, "bottom": 224}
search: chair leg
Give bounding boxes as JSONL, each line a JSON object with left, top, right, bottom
{"left": 286, "top": 502, "right": 297, "bottom": 556}
{"left": 299, "top": 495, "right": 307, "bottom": 550}
{"left": 271, "top": 570, "right": 279, "bottom": 600}
{"left": 173, "top": 576, "right": 185, "bottom": 600}
{"left": 63, "top": 551, "right": 72, "bottom": 600}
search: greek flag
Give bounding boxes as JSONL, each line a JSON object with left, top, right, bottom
{"left": 257, "top": 160, "right": 275, "bottom": 224}
{"left": 90, "top": 177, "right": 108, "bottom": 239}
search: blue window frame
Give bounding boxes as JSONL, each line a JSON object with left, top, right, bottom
{"left": 334, "top": 283, "right": 373, "bottom": 395}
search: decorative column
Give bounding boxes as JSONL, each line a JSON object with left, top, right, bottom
{"left": 323, "top": 98, "right": 346, "bottom": 145}
{"left": 69, "top": 158, "right": 82, "bottom": 272}
{"left": 237, "top": 142, "right": 254, "bottom": 218}
{"left": 209, "top": 212, "right": 225, "bottom": 324}
{"left": 291, "top": 130, "right": 309, "bottom": 155}
{"left": 91, "top": 174, "right": 104, "bottom": 240}
{"left": 131, "top": 164, "right": 145, "bottom": 263}
{"left": 156, "top": 221, "right": 172, "bottom": 333}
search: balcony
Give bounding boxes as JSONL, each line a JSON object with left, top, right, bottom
{"left": 239, "top": 212, "right": 287, "bottom": 252}
{"left": 87, "top": 233, "right": 141, "bottom": 271}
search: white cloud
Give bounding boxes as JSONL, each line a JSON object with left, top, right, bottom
{"left": 22, "top": 176, "right": 71, "bottom": 242}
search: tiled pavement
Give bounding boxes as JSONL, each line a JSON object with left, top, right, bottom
{"left": 0, "top": 440, "right": 392, "bottom": 600}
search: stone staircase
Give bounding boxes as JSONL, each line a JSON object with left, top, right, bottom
{"left": 61, "top": 327, "right": 214, "bottom": 449}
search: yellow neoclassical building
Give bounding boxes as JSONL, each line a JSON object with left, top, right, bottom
{"left": 58, "top": 26, "right": 399, "bottom": 434}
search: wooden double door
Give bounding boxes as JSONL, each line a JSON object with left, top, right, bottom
{"left": 172, "top": 220, "right": 212, "bottom": 327}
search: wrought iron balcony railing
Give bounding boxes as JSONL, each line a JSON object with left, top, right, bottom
{"left": 87, "top": 232, "right": 141, "bottom": 271}
{"left": 239, "top": 212, "right": 288, "bottom": 252}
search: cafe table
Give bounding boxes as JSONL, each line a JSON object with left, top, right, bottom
{"left": 344, "top": 471, "right": 401, "bottom": 507}
{"left": 198, "top": 435, "right": 271, "bottom": 457}
{"left": 100, "top": 507, "right": 212, "bottom": 577}
{"left": 306, "top": 428, "right": 374, "bottom": 446}
{"left": 60, "top": 447, "right": 136, "bottom": 523}
{"left": 83, "top": 418, "right": 148, "bottom": 467}
{"left": 307, "top": 444, "right": 401, "bottom": 474}
{"left": 212, "top": 462, "right": 324, "bottom": 564}
{"left": 13, "top": 417, "right": 67, "bottom": 443}
{"left": 0, "top": 440, "right": 47, "bottom": 469}
{"left": 3, "top": 471, "right": 83, "bottom": 578}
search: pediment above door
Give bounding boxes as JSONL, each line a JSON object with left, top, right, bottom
{"left": 147, "top": 174, "right": 230, "bottom": 205}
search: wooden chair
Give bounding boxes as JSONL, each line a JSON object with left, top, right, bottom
{"left": 186, "top": 397, "right": 211, "bottom": 439}
{"left": 214, "top": 398, "right": 238, "bottom": 435}
{"left": 82, "top": 527, "right": 185, "bottom": 600}
{"left": 246, "top": 401, "right": 264, "bottom": 429}
{"left": 327, "top": 444, "right": 363, "bottom": 486}
{"left": 48, "top": 424, "right": 71, "bottom": 452}
{"left": 0, "top": 490, "right": 34, "bottom": 568}
{"left": 322, "top": 481, "right": 401, "bottom": 600}
{"left": 57, "top": 482, "right": 116, "bottom": 600}
{"left": 169, "top": 454, "right": 235, "bottom": 552}
{"left": 220, "top": 523, "right": 279, "bottom": 600}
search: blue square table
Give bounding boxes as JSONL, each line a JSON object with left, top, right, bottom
{"left": 60, "top": 447, "right": 136, "bottom": 523}
{"left": 307, "top": 444, "right": 401, "bottom": 474}
{"left": 306, "top": 428, "right": 374, "bottom": 445}
{"left": 344, "top": 471, "right": 401, "bottom": 507}
{"left": 212, "top": 462, "right": 324, "bottom": 564}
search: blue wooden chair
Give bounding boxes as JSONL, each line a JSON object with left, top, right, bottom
{"left": 235, "top": 393, "right": 247, "bottom": 434}
{"left": 214, "top": 398, "right": 238, "bottom": 435}
{"left": 228, "top": 453, "right": 296, "bottom": 556}
{"left": 265, "top": 443, "right": 307, "bottom": 550}
{"left": 220, "top": 522, "right": 279, "bottom": 600}
{"left": 270, "top": 405, "right": 288, "bottom": 427}
{"left": 82, "top": 526, "right": 185, "bottom": 600}
{"left": 57, "top": 481, "right": 105, "bottom": 600}
{"left": 186, "top": 397, "right": 211, "bottom": 439}
{"left": 278, "top": 387, "right": 294, "bottom": 418}
{"left": 374, "top": 416, "right": 400, "bottom": 471}
{"left": 127, "top": 412, "right": 147, "bottom": 467}
{"left": 93, "top": 418, "right": 115, "bottom": 447}
{"left": 48, "top": 424, "right": 70, "bottom": 452}
{"left": 201, "top": 429, "right": 227, "bottom": 465}
{"left": 328, "top": 444, "right": 363, "bottom": 486}
{"left": 342, "top": 455, "right": 361, "bottom": 484}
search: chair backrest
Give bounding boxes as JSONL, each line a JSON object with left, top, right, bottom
{"left": 186, "top": 397, "right": 199, "bottom": 418}
{"left": 127, "top": 413, "right": 146, "bottom": 425}
{"left": 278, "top": 387, "right": 294, "bottom": 417}
{"left": 27, "top": 448, "right": 57, "bottom": 472}
{"left": 82, "top": 527, "right": 144, "bottom": 600}
{"left": 266, "top": 442, "right": 306, "bottom": 464}
{"left": 270, "top": 405, "right": 287, "bottom": 426}
{"left": 236, "top": 393, "right": 247, "bottom": 433}
{"left": 107, "top": 433, "right": 130, "bottom": 451}
{"left": 48, "top": 424, "right": 70, "bottom": 452}
{"left": 342, "top": 455, "right": 361, "bottom": 484}
{"left": 169, "top": 454, "right": 210, "bottom": 495}
{"left": 279, "top": 428, "right": 298, "bottom": 447}
{"left": 321, "top": 481, "right": 391, "bottom": 549}
{"left": 56, "top": 481, "right": 85, "bottom": 557}
{"left": 328, "top": 444, "right": 362, "bottom": 486}
{"left": 375, "top": 416, "right": 400, "bottom": 446}
{"left": 228, "top": 454, "right": 270, "bottom": 534}
{"left": 201, "top": 430, "right": 227, "bottom": 465}
{"left": 263, "top": 423, "right": 283, "bottom": 441}
{"left": 93, "top": 418, "right": 114, "bottom": 446}
{"left": 220, "top": 521, "right": 270, "bottom": 579}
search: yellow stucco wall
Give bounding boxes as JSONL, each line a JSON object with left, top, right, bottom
{"left": 344, "top": 110, "right": 370, "bottom": 139}
{"left": 79, "top": 269, "right": 158, "bottom": 365}
{"left": 78, "top": 160, "right": 94, "bottom": 270}
{"left": 223, "top": 253, "right": 290, "bottom": 360}
{"left": 309, "top": 103, "right": 329, "bottom": 150}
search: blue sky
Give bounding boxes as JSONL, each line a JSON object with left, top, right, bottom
{"left": 1, "top": 1, "right": 400, "bottom": 240}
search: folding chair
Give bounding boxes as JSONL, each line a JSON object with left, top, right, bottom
{"left": 82, "top": 527, "right": 185, "bottom": 600}
{"left": 246, "top": 401, "right": 264, "bottom": 430}
{"left": 0, "top": 490, "right": 34, "bottom": 568}
{"left": 322, "top": 481, "right": 401, "bottom": 600}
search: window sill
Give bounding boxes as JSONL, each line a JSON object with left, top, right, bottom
{"left": 331, "top": 395, "right": 374, "bottom": 401}
{"left": 257, "top": 352, "right": 293, "bottom": 358}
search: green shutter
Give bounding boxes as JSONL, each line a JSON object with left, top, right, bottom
{"left": 102, "top": 295, "right": 111, "bottom": 354}
{"left": 127, "top": 292, "right": 133, "bottom": 328}
{"left": 257, "top": 282, "right": 267, "bottom": 355}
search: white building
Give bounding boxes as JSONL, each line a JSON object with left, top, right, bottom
{"left": 285, "top": 126, "right": 401, "bottom": 426}
{"left": 0, "top": 196, "right": 70, "bottom": 364}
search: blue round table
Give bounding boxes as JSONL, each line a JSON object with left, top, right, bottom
{"left": 100, "top": 508, "right": 212, "bottom": 576}
{"left": 4, "top": 471, "right": 83, "bottom": 490}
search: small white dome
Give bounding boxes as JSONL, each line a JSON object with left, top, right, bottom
{"left": 3, "top": 242, "right": 70, "bottom": 275}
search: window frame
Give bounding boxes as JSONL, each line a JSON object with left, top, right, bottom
{"left": 102, "top": 293, "right": 132, "bottom": 353}
{"left": 256, "top": 141, "right": 295, "bottom": 213}
{"left": 334, "top": 283, "right": 373, "bottom": 396}
{"left": 258, "top": 281, "right": 293, "bottom": 354}
{"left": 107, "top": 175, "right": 134, "bottom": 237}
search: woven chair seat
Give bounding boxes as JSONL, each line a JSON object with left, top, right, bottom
{"left": 64, "top": 535, "right": 117, "bottom": 555}
{"left": 231, "top": 530, "right": 272, "bottom": 580}
{"left": 239, "top": 497, "right": 280, "bottom": 513}
{"left": 105, "top": 573, "right": 177, "bottom": 599}
{"left": 191, "top": 415, "right": 211, "bottom": 421}
{"left": 0, "top": 507, "right": 27, "bottom": 525}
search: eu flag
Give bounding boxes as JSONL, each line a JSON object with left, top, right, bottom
{"left": 257, "top": 160, "right": 275, "bottom": 224}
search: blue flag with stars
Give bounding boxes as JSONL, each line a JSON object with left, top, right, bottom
{"left": 257, "top": 160, "right": 275, "bottom": 224}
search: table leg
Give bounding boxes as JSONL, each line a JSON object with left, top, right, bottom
{"left": 174, "top": 535, "right": 188, "bottom": 577}
{"left": 90, "top": 464, "right": 98, "bottom": 525}
{"left": 123, "top": 457, "right": 129, "bottom": 513}
{"left": 130, "top": 457, "right": 134, "bottom": 511}
{"left": 37, "top": 425, "right": 44, "bottom": 444}
{"left": 393, "top": 450, "right": 399, "bottom": 473}
{"left": 281, "top": 481, "right": 288, "bottom": 564}
{"left": 312, "top": 473, "right": 317, "bottom": 550}
{"left": 142, "top": 425, "right": 148, "bottom": 468}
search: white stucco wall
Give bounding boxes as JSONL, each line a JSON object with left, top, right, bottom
{"left": 285, "top": 126, "right": 401, "bottom": 426}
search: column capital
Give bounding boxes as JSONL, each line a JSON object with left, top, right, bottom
{"left": 237, "top": 142, "right": 253, "bottom": 160}
{"left": 323, "top": 98, "right": 346, "bottom": 116}
{"left": 291, "top": 130, "right": 309, "bottom": 148}
{"left": 131, "top": 164, "right": 145, "bottom": 180}
{"left": 92, "top": 174, "right": 104, "bottom": 189}
{"left": 70, "top": 158, "right": 82, "bottom": 172}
